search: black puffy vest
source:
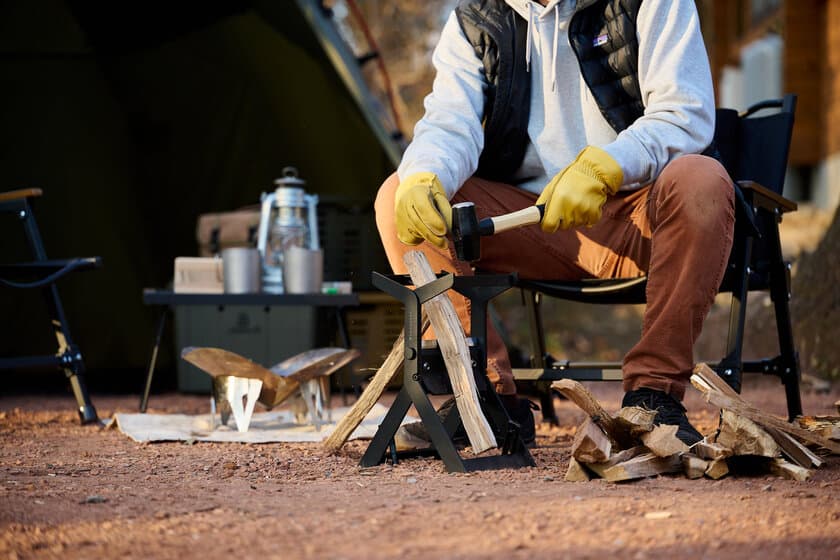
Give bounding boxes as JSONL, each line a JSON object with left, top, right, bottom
{"left": 455, "top": 0, "right": 644, "bottom": 182}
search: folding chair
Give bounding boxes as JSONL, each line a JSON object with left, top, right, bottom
{"left": 0, "top": 189, "right": 101, "bottom": 423}
{"left": 511, "top": 95, "right": 802, "bottom": 422}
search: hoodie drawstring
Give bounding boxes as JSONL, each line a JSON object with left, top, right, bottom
{"left": 525, "top": 2, "right": 561, "bottom": 91}
{"left": 550, "top": 4, "right": 559, "bottom": 91}
{"left": 525, "top": 2, "right": 533, "bottom": 71}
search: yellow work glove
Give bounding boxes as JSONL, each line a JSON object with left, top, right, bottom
{"left": 536, "top": 145, "right": 623, "bottom": 232}
{"left": 394, "top": 172, "right": 452, "bottom": 248}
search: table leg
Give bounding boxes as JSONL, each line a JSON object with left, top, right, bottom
{"left": 139, "top": 310, "right": 168, "bottom": 412}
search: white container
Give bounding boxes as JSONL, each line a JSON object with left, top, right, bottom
{"left": 173, "top": 257, "right": 223, "bottom": 293}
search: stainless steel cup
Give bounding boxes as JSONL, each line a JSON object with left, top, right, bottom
{"left": 222, "top": 247, "right": 261, "bottom": 293}
{"left": 283, "top": 246, "right": 323, "bottom": 294}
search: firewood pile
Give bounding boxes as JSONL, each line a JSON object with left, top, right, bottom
{"left": 561, "top": 364, "right": 840, "bottom": 483}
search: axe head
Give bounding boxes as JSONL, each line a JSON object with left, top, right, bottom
{"left": 451, "top": 202, "right": 481, "bottom": 262}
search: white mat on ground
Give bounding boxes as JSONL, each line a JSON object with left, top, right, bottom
{"left": 112, "top": 404, "right": 413, "bottom": 444}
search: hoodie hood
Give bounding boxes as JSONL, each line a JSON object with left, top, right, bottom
{"left": 504, "top": 0, "right": 566, "bottom": 19}
{"left": 504, "top": 0, "right": 575, "bottom": 90}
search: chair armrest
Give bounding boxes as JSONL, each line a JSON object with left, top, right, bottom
{"left": 737, "top": 180, "right": 797, "bottom": 214}
{"left": 0, "top": 258, "right": 102, "bottom": 289}
{"left": 0, "top": 188, "right": 43, "bottom": 203}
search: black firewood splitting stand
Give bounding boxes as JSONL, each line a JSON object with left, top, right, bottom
{"left": 359, "top": 271, "right": 535, "bottom": 473}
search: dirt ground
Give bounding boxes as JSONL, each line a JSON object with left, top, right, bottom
{"left": 2, "top": 375, "right": 840, "bottom": 560}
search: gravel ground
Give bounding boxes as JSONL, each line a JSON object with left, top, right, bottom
{"left": 1, "top": 375, "right": 839, "bottom": 559}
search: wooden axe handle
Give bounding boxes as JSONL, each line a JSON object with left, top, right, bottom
{"left": 480, "top": 204, "right": 545, "bottom": 235}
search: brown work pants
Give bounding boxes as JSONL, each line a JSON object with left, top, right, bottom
{"left": 374, "top": 155, "right": 735, "bottom": 400}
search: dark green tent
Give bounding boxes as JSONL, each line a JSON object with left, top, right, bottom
{"left": 0, "top": 0, "right": 401, "bottom": 387}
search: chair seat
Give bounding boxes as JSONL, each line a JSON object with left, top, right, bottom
{"left": 516, "top": 275, "right": 648, "bottom": 305}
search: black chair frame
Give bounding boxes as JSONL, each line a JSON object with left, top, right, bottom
{"left": 510, "top": 95, "right": 803, "bottom": 422}
{"left": 0, "top": 189, "right": 100, "bottom": 423}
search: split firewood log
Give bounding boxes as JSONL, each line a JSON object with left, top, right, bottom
{"left": 564, "top": 458, "right": 591, "bottom": 482}
{"left": 584, "top": 446, "right": 647, "bottom": 478}
{"left": 704, "top": 458, "right": 729, "bottom": 480}
{"left": 614, "top": 406, "right": 656, "bottom": 439}
{"left": 640, "top": 424, "right": 689, "bottom": 457}
{"left": 693, "top": 440, "right": 733, "bottom": 461}
{"left": 571, "top": 418, "right": 612, "bottom": 464}
{"left": 601, "top": 452, "right": 683, "bottom": 483}
{"left": 796, "top": 416, "right": 840, "bottom": 441}
{"left": 769, "top": 458, "right": 811, "bottom": 481}
{"left": 551, "top": 379, "right": 635, "bottom": 448}
{"left": 691, "top": 363, "right": 840, "bottom": 454}
{"left": 715, "top": 410, "right": 780, "bottom": 458}
{"left": 681, "top": 453, "right": 709, "bottom": 479}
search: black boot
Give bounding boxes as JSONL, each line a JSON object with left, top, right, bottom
{"left": 621, "top": 387, "right": 703, "bottom": 445}
{"left": 403, "top": 395, "right": 537, "bottom": 448}
{"left": 500, "top": 395, "right": 538, "bottom": 448}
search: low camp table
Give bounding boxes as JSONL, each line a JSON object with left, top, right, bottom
{"left": 140, "top": 289, "right": 360, "bottom": 412}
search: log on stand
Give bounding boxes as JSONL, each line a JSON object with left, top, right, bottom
{"left": 403, "top": 251, "right": 496, "bottom": 454}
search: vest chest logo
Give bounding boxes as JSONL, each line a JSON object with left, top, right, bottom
{"left": 593, "top": 34, "right": 609, "bottom": 47}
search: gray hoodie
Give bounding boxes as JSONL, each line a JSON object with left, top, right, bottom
{"left": 397, "top": 0, "right": 715, "bottom": 197}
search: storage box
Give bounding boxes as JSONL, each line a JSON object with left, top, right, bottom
{"left": 340, "top": 291, "right": 405, "bottom": 389}
{"left": 316, "top": 199, "right": 389, "bottom": 292}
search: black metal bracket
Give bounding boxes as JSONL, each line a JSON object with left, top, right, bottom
{"left": 359, "top": 271, "right": 535, "bottom": 473}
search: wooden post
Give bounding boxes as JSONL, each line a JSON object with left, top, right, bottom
{"left": 404, "top": 251, "right": 496, "bottom": 453}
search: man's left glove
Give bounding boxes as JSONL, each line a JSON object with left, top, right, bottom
{"left": 536, "top": 145, "right": 623, "bottom": 232}
{"left": 394, "top": 172, "right": 452, "bottom": 249}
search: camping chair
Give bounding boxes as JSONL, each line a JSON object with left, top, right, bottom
{"left": 0, "top": 189, "right": 101, "bottom": 423}
{"left": 511, "top": 95, "right": 802, "bottom": 423}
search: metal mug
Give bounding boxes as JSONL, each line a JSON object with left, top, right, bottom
{"left": 282, "top": 246, "right": 323, "bottom": 294}
{"left": 222, "top": 247, "right": 261, "bottom": 293}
